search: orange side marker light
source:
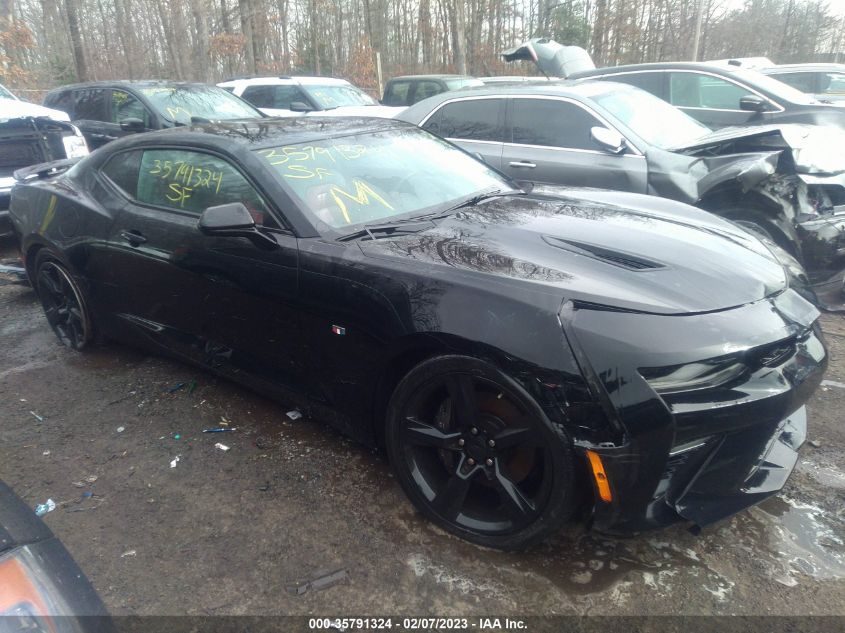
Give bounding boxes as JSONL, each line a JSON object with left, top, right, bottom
{"left": 585, "top": 449, "right": 613, "bottom": 503}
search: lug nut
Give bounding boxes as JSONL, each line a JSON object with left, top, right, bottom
{"left": 488, "top": 439, "right": 495, "bottom": 447}
{"left": 458, "top": 438, "right": 465, "bottom": 447}
{"left": 467, "top": 458, "right": 476, "bottom": 466}
{"left": 486, "top": 458, "right": 494, "bottom": 466}
{"left": 470, "top": 427, "right": 478, "bottom": 435}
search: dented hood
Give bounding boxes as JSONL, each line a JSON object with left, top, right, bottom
{"left": 671, "top": 123, "right": 845, "bottom": 176}
{"left": 501, "top": 38, "right": 595, "bottom": 78}
{"left": 359, "top": 192, "right": 786, "bottom": 315}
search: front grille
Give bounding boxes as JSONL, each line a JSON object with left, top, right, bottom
{"left": 0, "top": 140, "right": 44, "bottom": 176}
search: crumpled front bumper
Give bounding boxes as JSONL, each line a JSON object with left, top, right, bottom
{"left": 562, "top": 289, "right": 827, "bottom": 534}
{"left": 672, "top": 406, "right": 806, "bottom": 528}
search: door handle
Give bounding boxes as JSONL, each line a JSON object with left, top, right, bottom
{"left": 90, "top": 133, "right": 117, "bottom": 142}
{"left": 509, "top": 161, "right": 536, "bottom": 168}
{"left": 120, "top": 230, "right": 147, "bottom": 246}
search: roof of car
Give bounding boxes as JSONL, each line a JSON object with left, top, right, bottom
{"left": 403, "top": 79, "right": 625, "bottom": 101}
{"left": 112, "top": 116, "right": 411, "bottom": 151}
{"left": 762, "top": 63, "right": 845, "bottom": 73}
{"left": 387, "top": 74, "right": 475, "bottom": 82}
{"left": 570, "top": 61, "right": 753, "bottom": 78}
{"left": 45, "top": 80, "right": 218, "bottom": 93}
{"left": 217, "top": 76, "right": 352, "bottom": 88}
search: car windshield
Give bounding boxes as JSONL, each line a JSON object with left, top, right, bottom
{"left": 140, "top": 86, "right": 261, "bottom": 124}
{"left": 304, "top": 84, "right": 378, "bottom": 109}
{"left": 0, "top": 84, "right": 16, "bottom": 100}
{"left": 256, "top": 127, "right": 510, "bottom": 230}
{"left": 730, "top": 68, "right": 817, "bottom": 104}
{"left": 589, "top": 85, "right": 712, "bottom": 149}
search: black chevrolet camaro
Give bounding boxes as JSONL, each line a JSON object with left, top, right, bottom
{"left": 9, "top": 118, "right": 827, "bottom": 549}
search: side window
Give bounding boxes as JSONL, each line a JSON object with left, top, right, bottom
{"left": 609, "top": 72, "right": 663, "bottom": 98}
{"left": 669, "top": 73, "right": 752, "bottom": 110}
{"left": 436, "top": 99, "right": 502, "bottom": 142}
{"left": 414, "top": 81, "right": 443, "bottom": 102}
{"left": 111, "top": 90, "right": 150, "bottom": 127}
{"left": 774, "top": 72, "right": 816, "bottom": 93}
{"left": 821, "top": 72, "right": 845, "bottom": 95}
{"left": 241, "top": 85, "right": 275, "bottom": 109}
{"left": 46, "top": 90, "right": 75, "bottom": 117}
{"left": 273, "top": 85, "right": 308, "bottom": 110}
{"left": 384, "top": 81, "right": 411, "bottom": 106}
{"left": 135, "top": 149, "right": 280, "bottom": 229}
{"left": 511, "top": 99, "right": 602, "bottom": 150}
{"left": 101, "top": 150, "right": 142, "bottom": 198}
{"left": 74, "top": 89, "right": 107, "bottom": 121}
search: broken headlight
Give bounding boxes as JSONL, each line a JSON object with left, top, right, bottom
{"left": 640, "top": 358, "right": 746, "bottom": 395}
{"left": 61, "top": 128, "right": 89, "bottom": 159}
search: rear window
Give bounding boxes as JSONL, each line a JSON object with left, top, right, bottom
{"left": 74, "top": 89, "right": 107, "bottom": 120}
{"left": 384, "top": 81, "right": 411, "bottom": 106}
{"left": 101, "top": 150, "right": 142, "bottom": 198}
{"left": 45, "top": 90, "right": 76, "bottom": 117}
{"left": 604, "top": 72, "right": 664, "bottom": 98}
{"left": 428, "top": 99, "right": 503, "bottom": 142}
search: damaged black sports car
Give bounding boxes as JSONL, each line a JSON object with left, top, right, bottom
{"left": 398, "top": 81, "right": 845, "bottom": 298}
{"left": 9, "top": 118, "right": 827, "bottom": 549}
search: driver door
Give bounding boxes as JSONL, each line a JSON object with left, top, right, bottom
{"left": 98, "top": 146, "right": 306, "bottom": 394}
{"left": 501, "top": 97, "right": 648, "bottom": 193}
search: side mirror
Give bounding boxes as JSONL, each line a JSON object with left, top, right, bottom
{"left": 198, "top": 202, "right": 278, "bottom": 250}
{"left": 119, "top": 117, "right": 145, "bottom": 132}
{"left": 590, "top": 126, "right": 626, "bottom": 154}
{"left": 739, "top": 95, "right": 770, "bottom": 112}
{"left": 289, "top": 101, "right": 313, "bottom": 113}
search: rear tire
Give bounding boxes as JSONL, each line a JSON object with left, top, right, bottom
{"left": 385, "top": 355, "right": 578, "bottom": 550}
{"left": 34, "top": 251, "right": 93, "bottom": 351}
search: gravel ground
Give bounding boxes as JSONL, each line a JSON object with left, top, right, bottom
{"left": 1, "top": 240, "right": 844, "bottom": 620}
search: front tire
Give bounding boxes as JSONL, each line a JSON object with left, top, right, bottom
{"left": 385, "top": 355, "right": 578, "bottom": 550}
{"left": 34, "top": 251, "right": 93, "bottom": 351}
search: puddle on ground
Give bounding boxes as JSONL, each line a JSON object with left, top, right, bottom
{"left": 751, "top": 495, "right": 845, "bottom": 585}
{"left": 799, "top": 457, "right": 845, "bottom": 490}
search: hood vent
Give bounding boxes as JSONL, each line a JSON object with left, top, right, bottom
{"left": 543, "top": 236, "right": 666, "bottom": 271}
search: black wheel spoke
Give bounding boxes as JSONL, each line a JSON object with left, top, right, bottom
{"left": 494, "top": 461, "right": 536, "bottom": 519}
{"left": 38, "top": 271, "right": 62, "bottom": 297}
{"left": 432, "top": 456, "right": 478, "bottom": 520}
{"left": 446, "top": 374, "right": 478, "bottom": 427}
{"left": 36, "top": 261, "right": 90, "bottom": 351}
{"left": 43, "top": 305, "right": 61, "bottom": 325}
{"left": 405, "top": 417, "right": 463, "bottom": 449}
{"left": 493, "top": 422, "right": 542, "bottom": 449}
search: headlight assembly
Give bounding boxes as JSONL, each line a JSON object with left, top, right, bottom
{"left": 640, "top": 357, "right": 746, "bottom": 395}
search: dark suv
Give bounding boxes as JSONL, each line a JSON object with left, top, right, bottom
{"left": 43, "top": 81, "right": 262, "bottom": 150}
{"left": 382, "top": 75, "right": 483, "bottom": 107}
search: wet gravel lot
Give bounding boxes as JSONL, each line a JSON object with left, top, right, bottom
{"left": 1, "top": 240, "right": 844, "bottom": 618}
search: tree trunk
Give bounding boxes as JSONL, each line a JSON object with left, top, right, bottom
{"left": 452, "top": 0, "right": 467, "bottom": 74}
{"left": 64, "top": 0, "right": 88, "bottom": 81}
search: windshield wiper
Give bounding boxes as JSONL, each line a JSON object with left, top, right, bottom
{"left": 446, "top": 188, "right": 523, "bottom": 212}
{"left": 336, "top": 220, "right": 433, "bottom": 242}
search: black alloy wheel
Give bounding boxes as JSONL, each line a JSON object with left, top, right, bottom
{"left": 386, "top": 355, "right": 577, "bottom": 550}
{"left": 35, "top": 253, "right": 93, "bottom": 351}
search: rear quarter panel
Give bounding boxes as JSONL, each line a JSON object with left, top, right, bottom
{"left": 10, "top": 168, "right": 120, "bottom": 297}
